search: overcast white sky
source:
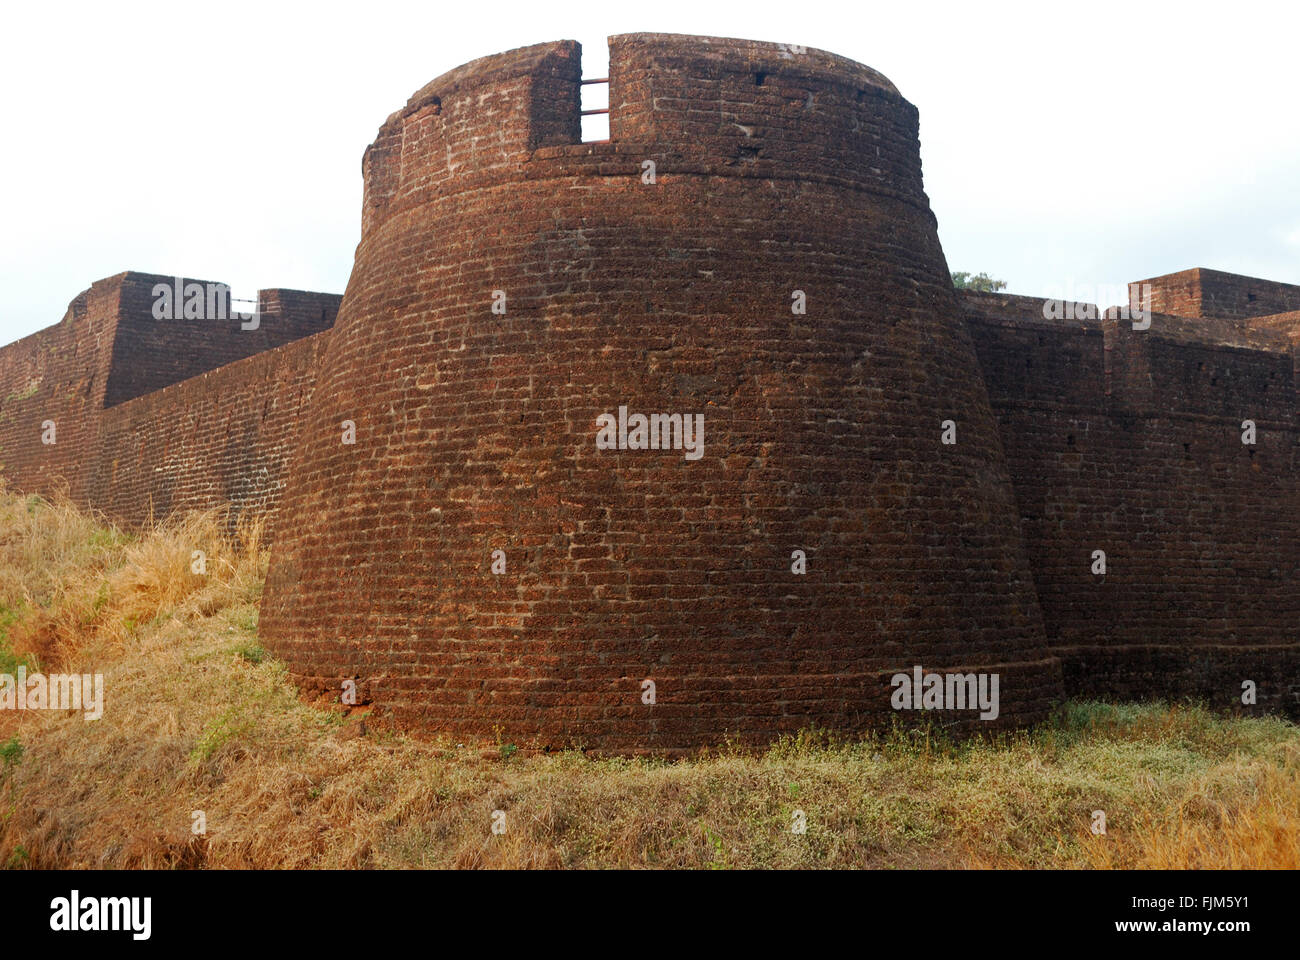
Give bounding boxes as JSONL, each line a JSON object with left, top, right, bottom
{"left": 2, "top": 0, "right": 1297, "bottom": 344}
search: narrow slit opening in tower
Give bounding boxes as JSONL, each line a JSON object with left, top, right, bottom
{"left": 580, "top": 44, "right": 610, "bottom": 143}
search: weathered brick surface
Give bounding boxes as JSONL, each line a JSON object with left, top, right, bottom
{"left": 0, "top": 271, "right": 336, "bottom": 530}
{"left": 258, "top": 35, "right": 1059, "bottom": 752}
{"left": 1255, "top": 309, "right": 1300, "bottom": 347}
{"left": 0, "top": 275, "right": 120, "bottom": 503}
{"left": 0, "top": 34, "right": 1295, "bottom": 751}
{"left": 1137, "top": 267, "right": 1300, "bottom": 323}
{"left": 90, "top": 331, "right": 330, "bottom": 533}
{"left": 102, "top": 274, "right": 337, "bottom": 407}
{"left": 966, "top": 292, "right": 1299, "bottom": 717}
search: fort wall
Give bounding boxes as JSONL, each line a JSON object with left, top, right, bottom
{"left": 0, "top": 272, "right": 336, "bottom": 530}
{"left": 258, "top": 34, "right": 1060, "bottom": 752}
{"left": 0, "top": 275, "right": 123, "bottom": 502}
{"left": 89, "top": 330, "right": 330, "bottom": 533}
{"left": 1138, "top": 267, "right": 1300, "bottom": 322}
{"left": 0, "top": 34, "right": 1295, "bottom": 749}
{"left": 966, "top": 292, "right": 1299, "bottom": 715}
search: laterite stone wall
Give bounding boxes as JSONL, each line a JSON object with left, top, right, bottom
{"left": 1137, "top": 267, "right": 1300, "bottom": 323}
{"left": 102, "top": 275, "right": 337, "bottom": 408}
{"left": 0, "top": 276, "right": 119, "bottom": 503}
{"left": 258, "top": 35, "right": 1061, "bottom": 752}
{"left": 0, "top": 33, "right": 1295, "bottom": 751}
{"left": 966, "top": 292, "right": 1300, "bottom": 717}
{"left": 0, "top": 271, "right": 337, "bottom": 530}
{"left": 89, "top": 331, "right": 330, "bottom": 533}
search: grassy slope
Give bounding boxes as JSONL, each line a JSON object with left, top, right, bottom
{"left": 0, "top": 489, "right": 1296, "bottom": 869}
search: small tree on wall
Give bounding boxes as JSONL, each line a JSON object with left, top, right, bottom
{"left": 951, "top": 271, "right": 1007, "bottom": 293}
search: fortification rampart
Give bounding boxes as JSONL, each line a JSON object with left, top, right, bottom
{"left": 0, "top": 271, "right": 338, "bottom": 529}
{"left": 1137, "top": 267, "right": 1300, "bottom": 322}
{"left": 89, "top": 330, "right": 330, "bottom": 533}
{"left": 0, "top": 275, "right": 120, "bottom": 504}
{"left": 0, "top": 34, "right": 1295, "bottom": 750}
{"left": 966, "top": 292, "right": 1299, "bottom": 715}
{"left": 258, "top": 34, "right": 1059, "bottom": 752}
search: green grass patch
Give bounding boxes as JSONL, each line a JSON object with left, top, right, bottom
{"left": 187, "top": 707, "right": 255, "bottom": 767}
{"left": 234, "top": 641, "right": 266, "bottom": 665}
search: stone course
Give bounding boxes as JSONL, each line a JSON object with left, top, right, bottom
{"left": 1, "top": 34, "right": 1295, "bottom": 750}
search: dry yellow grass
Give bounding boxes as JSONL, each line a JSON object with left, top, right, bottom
{"left": 0, "top": 486, "right": 263, "bottom": 669}
{"left": 0, "top": 486, "right": 1296, "bottom": 869}
{"left": 1080, "top": 761, "right": 1300, "bottom": 869}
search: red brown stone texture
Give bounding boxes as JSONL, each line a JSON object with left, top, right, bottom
{"left": 1136, "top": 267, "right": 1300, "bottom": 322}
{"left": 256, "top": 34, "right": 1059, "bottom": 753}
{"left": 0, "top": 34, "right": 1295, "bottom": 752}
{"left": 965, "top": 293, "right": 1299, "bottom": 718}
{"left": 89, "top": 329, "right": 330, "bottom": 537}
{"left": 0, "top": 271, "right": 338, "bottom": 529}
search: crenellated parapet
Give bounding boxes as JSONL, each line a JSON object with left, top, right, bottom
{"left": 360, "top": 41, "right": 582, "bottom": 236}
{"left": 359, "top": 33, "right": 934, "bottom": 246}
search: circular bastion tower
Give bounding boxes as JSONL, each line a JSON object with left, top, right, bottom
{"left": 260, "top": 34, "right": 1064, "bottom": 752}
